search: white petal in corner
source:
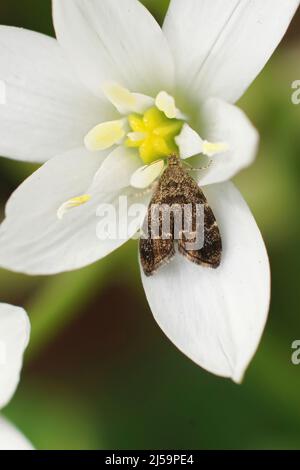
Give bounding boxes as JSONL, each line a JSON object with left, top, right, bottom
{"left": 164, "top": 0, "right": 299, "bottom": 104}
{"left": 53, "top": 0, "right": 174, "bottom": 98}
{"left": 0, "top": 417, "right": 33, "bottom": 450}
{"left": 199, "top": 98, "right": 259, "bottom": 186}
{"left": 88, "top": 146, "right": 142, "bottom": 193}
{"left": 141, "top": 182, "right": 270, "bottom": 382}
{"left": 0, "top": 304, "right": 30, "bottom": 409}
{"left": 0, "top": 26, "right": 112, "bottom": 163}
{"left": 0, "top": 148, "right": 150, "bottom": 275}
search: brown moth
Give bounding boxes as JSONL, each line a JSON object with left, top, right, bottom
{"left": 140, "top": 154, "right": 222, "bottom": 276}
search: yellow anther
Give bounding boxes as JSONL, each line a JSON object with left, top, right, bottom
{"left": 103, "top": 82, "right": 137, "bottom": 113}
{"left": 84, "top": 120, "right": 126, "bottom": 151}
{"left": 103, "top": 82, "right": 154, "bottom": 114}
{"left": 57, "top": 194, "right": 91, "bottom": 220}
{"left": 155, "top": 91, "right": 179, "bottom": 119}
{"left": 203, "top": 141, "right": 229, "bottom": 157}
{"left": 130, "top": 160, "right": 165, "bottom": 189}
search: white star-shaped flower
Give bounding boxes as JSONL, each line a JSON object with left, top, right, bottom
{"left": 0, "top": 0, "right": 298, "bottom": 382}
{"left": 0, "top": 303, "right": 33, "bottom": 450}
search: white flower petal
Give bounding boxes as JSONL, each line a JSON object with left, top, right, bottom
{"left": 53, "top": 0, "right": 174, "bottom": 98}
{"left": 0, "top": 148, "right": 149, "bottom": 274}
{"left": 141, "top": 182, "right": 270, "bottom": 383}
{"left": 199, "top": 98, "right": 259, "bottom": 186}
{"left": 130, "top": 160, "right": 165, "bottom": 189}
{"left": 0, "top": 303, "right": 30, "bottom": 409}
{"left": 0, "top": 417, "right": 33, "bottom": 450}
{"left": 164, "top": 0, "right": 299, "bottom": 103}
{"left": 0, "top": 26, "right": 111, "bottom": 163}
{"left": 89, "top": 146, "right": 142, "bottom": 193}
{"left": 176, "top": 124, "right": 204, "bottom": 160}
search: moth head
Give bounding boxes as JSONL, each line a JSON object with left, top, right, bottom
{"left": 167, "top": 153, "right": 180, "bottom": 166}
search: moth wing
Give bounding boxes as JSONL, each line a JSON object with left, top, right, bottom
{"left": 178, "top": 197, "right": 222, "bottom": 269}
{"left": 139, "top": 204, "right": 175, "bottom": 276}
{"left": 139, "top": 162, "right": 222, "bottom": 274}
{"left": 140, "top": 237, "right": 175, "bottom": 277}
{"left": 158, "top": 170, "right": 222, "bottom": 269}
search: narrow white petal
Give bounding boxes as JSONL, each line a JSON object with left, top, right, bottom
{"left": 141, "top": 182, "right": 270, "bottom": 382}
{"left": 0, "top": 304, "right": 30, "bottom": 408}
{"left": 0, "top": 417, "right": 33, "bottom": 450}
{"left": 0, "top": 26, "right": 111, "bottom": 163}
{"left": 0, "top": 148, "right": 149, "bottom": 274}
{"left": 130, "top": 160, "right": 165, "bottom": 189}
{"left": 164, "top": 0, "right": 299, "bottom": 103}
{"left": 53, "top": 0, "right": 174, "bottom": 98}
{"left": 199, "top": 98, "right": 259, "bottom": 186}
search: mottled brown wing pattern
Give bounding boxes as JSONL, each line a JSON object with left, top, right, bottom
{"left": 139, "top": 156, "right": 222, "bottom": 276}
{"left": 140, "top": 236, "right": 175, "bottom": 277}
{"left": 178, "top": 202, "right": 222, "bottom": 268}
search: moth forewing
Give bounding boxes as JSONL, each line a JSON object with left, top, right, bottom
{"left": 139, "top": 155, "right": 222, "bottom": 276}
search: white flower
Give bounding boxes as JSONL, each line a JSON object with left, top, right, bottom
{"left": 0, "top": 0, "right": 298, "bottom": 382}
{"left": 0, "top": 303, "right": 33, "bottom": 450}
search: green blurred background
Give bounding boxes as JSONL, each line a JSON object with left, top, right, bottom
{"left": 1, "top": 0, "right": 300, "bottom": 450}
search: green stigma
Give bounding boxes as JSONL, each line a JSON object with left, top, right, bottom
{"left": 125, "top": 107, "right": 183, "bottom": 164}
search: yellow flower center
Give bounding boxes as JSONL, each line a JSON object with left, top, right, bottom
{"left": 125, "top": 107, "right": 183, "bottom": 164}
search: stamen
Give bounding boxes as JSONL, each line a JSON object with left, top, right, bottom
{"left": 155, "top": 91, "right": 179, "bottom": 119}
{"left": 103, "top": 83, "right": 137, "bottom": 113}
{"left": 176, "top": 124, "right": 229, "bottom": 159}
{"left": 202, "top": 141, "right": 229, "bottom": 157}
{"left": 84, "top": 119, "right": 126, "bottom": 151}
{"left": 57, "top": 194, "right": 91, "bottom": 220}
{"left": 103, "top": 82, "right": 153, "bottom": 114}
{"left": 130, "top": 160, "right": 165, "bottom": 189}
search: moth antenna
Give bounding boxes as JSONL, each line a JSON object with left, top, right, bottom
{"left": 184, "top": 159, "right": 212, "bottom": 172}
